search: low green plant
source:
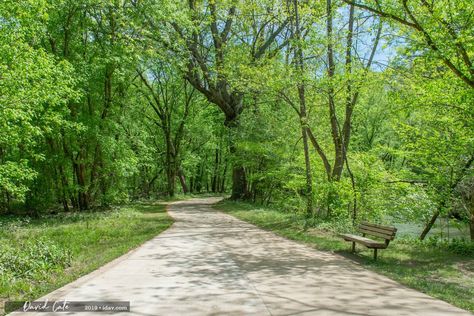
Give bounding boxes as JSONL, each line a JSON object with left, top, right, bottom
{"left": 0, "top": 202, "right": 173, "bottom": 311}
{"left": 398, "top": 235, "right": 474, "bottom": 256}
{"left": 0, "top": 239, "right": 71, "bottom": 279}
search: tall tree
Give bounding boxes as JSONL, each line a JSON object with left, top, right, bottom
{"left": 142, "top": 0, "right": 290, "bottom": 199}
{"left": 309, "top": 0, "right": 382, "bottom": 182}
{"left": 0, "top": 0, "right": 77, "bottom": 211}
{"left": 343, "top": 0, "right": 474, "bottom": 90}
{"left": 137, "top": 63, "right": 195, "bottom": 197}
{"left": 292, "top": 0, "right": 313, "bottom": 215}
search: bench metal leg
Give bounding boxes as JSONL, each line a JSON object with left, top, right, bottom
{"left": 351, "top": 242, "right": 356, "bottom": 253}
{"left": 373, "top": 248, "right": 377, "bottom": 261}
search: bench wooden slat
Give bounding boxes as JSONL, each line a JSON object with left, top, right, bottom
{"left": 360, "top": 221, "right": 397, "bottom": 233}
{"left": 359, "top": 227, "right": 396, "bottom": 240}
{"left": 359, "top": 224, "right": 396, "bottom": 236}
{"left": 340, "top": 234, "right": 387, "bottom": 248}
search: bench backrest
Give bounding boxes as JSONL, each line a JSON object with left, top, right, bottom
{"left": 358, "top": 222, "right": 397, "bottom": 241}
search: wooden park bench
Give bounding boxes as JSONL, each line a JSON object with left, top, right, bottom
{"left": 341, "top": 222, "right": 397, "bottom": 260}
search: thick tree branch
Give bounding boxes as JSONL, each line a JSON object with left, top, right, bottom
{"left": 307, "top": 128, "right": 332, "bottom": 179}
{"left": 343, "top": 0, "right": 474, "bottom": 89}
{"left": 253, "top": 19, "right": 289, "bottom": 59}
{"left": 341, "top": 0, "right": 417, "bottom": 28}
{"left": 221, "top": 6, "right": 236, "bottom": 42}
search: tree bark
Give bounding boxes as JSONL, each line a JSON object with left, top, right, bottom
{"left": 165, "top": 131, "right": 176, "bottom": 197}
{"left": 420, "top": 210, "right": 440, "bottom": 240}
{"left": 326, "top": 0, "right": 344, "bottom": 181}
{"left": 178, "top": 168, "right": 188, "bottom": 194}
{"left": 470, "top": 212, "right": 474, "bottom": 241}
{"left": 74, "top": 158, "right": 89, "bottom": 210}
{"left": 293, "top": 0, "right": 313, "bottom": 215}
{"left": 212, "top": 148, "right": 219, "bottom": 192}
{"left": 220, "top": 159, "right": 228, "bottom": 193}
{"left": 58, "top": 165, "right": 70, "bottom": 212}
{"left": 226, "top": 113, "right": 248, "bottom": 200}
{"left": 231, "top": 166, "right": 247, "bottom": 199}
{"left": 230, "top": 140, "right": 247, "bottom": 199}
{"left": 166, "top": 168, "right": 176, "bottom": 197}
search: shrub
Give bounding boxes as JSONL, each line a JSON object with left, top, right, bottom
{"left": 399, "top": 235, "right": 474, "bottom": 256}
{"left": 445, "top": 238, "right": 474, "bottom": 256}
{"left": 0, "top": 238, "right": 71, "bottom": 279}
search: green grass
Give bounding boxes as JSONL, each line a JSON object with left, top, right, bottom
{"left": 215, "top": 200, "right": 474, "bottom": 313}
{"left": 0, "top": 202, "right": 173, "bottom": 314}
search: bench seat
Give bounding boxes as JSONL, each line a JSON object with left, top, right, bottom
{"left": 341, "top": 222, "right": 397, "bottom": 260}
{"left": 340, "top": 234, "right": 387, "bottom": 249}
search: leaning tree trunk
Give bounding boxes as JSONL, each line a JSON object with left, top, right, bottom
{"left": 461, "top": 176, "right": 474, "bottom": 241}
{"left": 421, "top": 156, "right": 474, "bottom": 240}
{"left": 420, "top": 210, "right": 440, "bottom": 240}
{"left": 421, "top": 189, "right": 447, "bottom": 241}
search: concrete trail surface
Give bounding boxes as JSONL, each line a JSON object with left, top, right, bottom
{"left": 9, "top": 197, "right": 472, "bottom": 316}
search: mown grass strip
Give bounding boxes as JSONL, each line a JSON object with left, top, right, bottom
{"left": 0, "top": 202, "right": 173, "bottom": 314}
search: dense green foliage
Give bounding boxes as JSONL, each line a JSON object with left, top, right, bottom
{"left": 0, "top": 0, "right": 229, "bottom": 213}
{"left": 0, "top": 1, "right": 473, "bottom": 238}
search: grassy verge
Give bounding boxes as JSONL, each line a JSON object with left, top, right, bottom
{"left": 215, "top": 200, "right": 474, "bottom": 313}
{"left": 0, "top": 202, "right": 173, "bottom": 314}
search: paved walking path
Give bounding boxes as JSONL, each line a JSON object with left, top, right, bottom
{"left": 10, "top": 198, "right": 472, "bottom": 315}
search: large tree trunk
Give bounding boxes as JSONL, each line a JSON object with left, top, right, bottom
{"left": 178, "top": 168, "right": 188, "bottom": 194}
{"left": 174, "top": 0, "right": 288, "bottom": 200}
{"left": 231, "top": 165, "right": 247, "bottom": 200}
{"left": 470, "top": 212, "right": 474, "bottom": 241}
{"left": 293, "top": 0, "right": 313, "bottom": 216}
{"left": 220, "top": 159, "right": 228, "bottom": 193}
{"left": 74, "top": 159, "right": 89, "bottom": 210}
{"left": 166, "top": 168, "right": 176, "bottom": 197}
{"left": 211, "top": 148, "right": 219, "bottom": 193}
{"left": 229, "top": 139, "right": 247, "bottom": 199}
{"left": 226, "top": 112, "right": 248, "bottom": 200}
{"left": 165, "top": 133, "right": 176, "bottom": 197}
{"left": 326, "top": 0, "right": 344, "bottom": 182}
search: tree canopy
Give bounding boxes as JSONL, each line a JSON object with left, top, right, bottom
{"left": 1, "top": 0, "right": 473, "bottom": 241}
